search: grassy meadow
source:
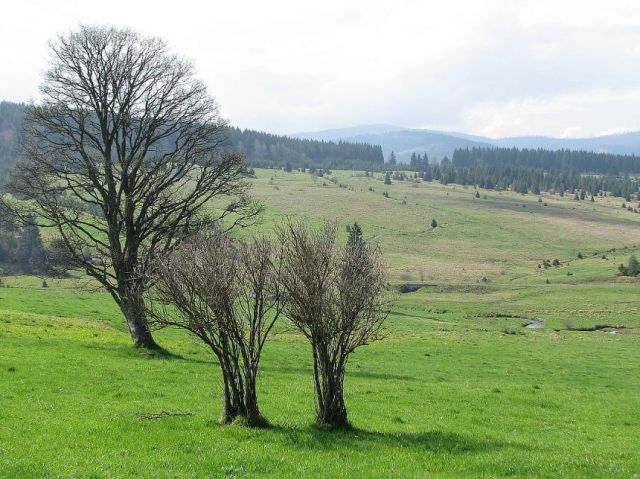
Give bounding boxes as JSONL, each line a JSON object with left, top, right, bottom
{"left": 1, "top": 169, "right": 639, "bottom": 478}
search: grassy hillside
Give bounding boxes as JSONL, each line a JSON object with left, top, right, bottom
{"left": 1, "top": 169, "right": 639, "bottom": 478}
{"left": 250, "top": 169, "right": 640, "bottom": 283}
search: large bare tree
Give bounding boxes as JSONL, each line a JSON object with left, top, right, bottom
{"left": 278, "top": 220, "right": 389, "bottom": 429}
{"left": 146, "top": 229, "right": 283, "bottom": 425}
{"left": 2, "top": 26, "right": 259, "bottom": 348}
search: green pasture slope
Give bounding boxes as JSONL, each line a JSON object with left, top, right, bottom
{"left": 1, "top": 169, "right": 639, "bottom": 478}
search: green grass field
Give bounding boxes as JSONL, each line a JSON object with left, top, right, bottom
{"left": 1, "top": 170, "right": 639, "bottom": 478}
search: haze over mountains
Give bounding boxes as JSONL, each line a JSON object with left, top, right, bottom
{"left": 294, "top": 125, "right": 640, "bottom": 163}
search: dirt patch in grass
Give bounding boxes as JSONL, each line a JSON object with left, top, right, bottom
{"left": 567, "top": 324, "right": 632, "bottom": 332}
{"left": 428, "top": 284, "right": 496, "bottom": 294}
{"left": 468, "top": 312, "right": 535, "bottom": 320}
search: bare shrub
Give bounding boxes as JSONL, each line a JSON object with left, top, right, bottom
{"left": 146, "top": 229, "right": 282, "bottom": 426}
{"left": 278, "top": 220, "right": 390, "bottom": 429}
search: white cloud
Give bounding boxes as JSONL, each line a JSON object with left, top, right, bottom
{"left": 463, "top": 88, "right": 640, "bottom": 138}
{"left": 2, "top": 0, "right": 640, "bottom": 136}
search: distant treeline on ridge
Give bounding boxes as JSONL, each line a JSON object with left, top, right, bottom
{"left": 227, "top": 127, "right": 384, "bottom": 170}
{"left": 452, "top": 146, "right": 640, "bottom": 175}
{"left": 406, "top": 147, "right": 640, "bottom": 199}
{"left": 0, "top": 101, "right": 383, "bottom": 190}
{"left": 2, "top": 100, "right": 639, "bottom": 199}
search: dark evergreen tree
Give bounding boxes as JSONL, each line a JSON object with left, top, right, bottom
{"left": 15, "top": 218, "right": 45, "bottom": 274}
{"left": 347, "top": 222, "right": 363, "bottom": 247}
{"left": 618, "top": 255, "right": 640, "bottom": 276}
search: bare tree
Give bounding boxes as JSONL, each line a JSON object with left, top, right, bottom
{"left": 146, "top": 229, "right": 283, "bottom": 425}
{"left": 232, "top": 237, "right": 285, "bottom": 423}
{"left": 278, "top": 220, "right": 389, "bottom": 429}
{"left": 2, "top": 26, "right": 260, "bottom": 348}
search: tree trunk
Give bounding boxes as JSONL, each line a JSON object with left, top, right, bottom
{"left": 219, "top": 354, "right": 247, "bottom": 424}
{"left": 220, "top": 372, "right": 240, "bottom": 424}
{"left": 313, "top": 348, "right": 349, "bottom": 429}
{"left": 244, "top": 367, "right": 264, "bottom": 426}
{"left": 120, "top": 291, "right": 159, "bottom": 349}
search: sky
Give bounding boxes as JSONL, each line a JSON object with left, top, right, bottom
{"left": 2, "top": 0, "right": 640, "bottom": 138}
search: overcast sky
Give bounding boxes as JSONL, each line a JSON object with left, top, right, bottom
{"left": 3, "top": 0, "right": 640, "bottom": 138}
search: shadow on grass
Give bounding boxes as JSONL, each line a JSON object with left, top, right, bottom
{"left": 261, "top": 365, "right": 417, "bottom": 382}
{"left": 390, "top": 310, "right": 445, "bottom": 322}
{"left": 81, "top": 342, "right": 215, "bottom": 364}
{"left": 266, "top": 424, "right": 520, "bottom": 454}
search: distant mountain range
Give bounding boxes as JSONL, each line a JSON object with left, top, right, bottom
{"left": 293, "top": 124, "right": 640, "bottom": 163}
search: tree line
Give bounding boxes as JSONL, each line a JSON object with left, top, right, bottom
{"left": 452, "top": 146, "right": 640, "bottom": 175}
{"left": 381, "top": 147, "right": 640, "bottom": 200}
{"left": 0, "top": 101, "right": 24, "bottom": 189}
{"left": 0, "top": 103, "right": 384, "bottom": 190}
{"left": 228, "top": 127, "right": 384, "bottom": 170}
{"left": 0, "top": 217, "right": 46, "bottom": 275}
{"left": 407, "top": 158, "right": 640, "bottom": 199}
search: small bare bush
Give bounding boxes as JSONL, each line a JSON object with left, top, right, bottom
{"left": 278, "top": 220, "right": 390, "bottom": 428}
{"left": 146, "top": 228, "right": 283, "bottom": 426}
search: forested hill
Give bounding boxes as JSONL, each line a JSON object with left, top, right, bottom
{"left": 295, "top": 124, "right": 640, "bottom": 162}
{"left": 452, "top": 147, "right": 640, "bottom": 175}
{"left": 226, "top": 127, "right": 383, "bottom": 170}
{"left": 425, "top": 146, "right": 640, "bottom": 199}
{"left": 0, "top": 101, "right": 383, "bottom": 189}
{"left": 0, "top": 101, "right": 24, "bottom": 188}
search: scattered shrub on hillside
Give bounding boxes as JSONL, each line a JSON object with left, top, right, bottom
{"left": 618, "top": 255, "right": 640, "bottom": 276}
{"left": 431, "top": 219, "right": 438, "bottom": 228}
